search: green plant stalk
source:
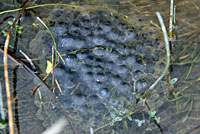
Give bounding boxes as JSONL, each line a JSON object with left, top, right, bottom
{"left": 94, "top": 110, "right": 137, "bottom": 132}
{"left": 173, "top": 60, "right": 200, "bottom": 65}
{"left": 38, "top": 88, "right": 44, "bottom": 111}
{"left": 173, "top": 6, "right": 176, "bottom": 26}
{"left": 168, "top": 94, "right": 198, "bottom": 102}
{"left": 182, "top": 99, "right": 193, "bottom": 122}
{"left": 185, "top": 52, "right": 200, "bottom": 80}
{"left": 36, "top": 17, "right": 58, "bottom": 65}
{"left": 169, "top": 0, "right": 174, "bottom": 39}
{"left": 142, "top": 12, "right": 170, "bottom": 99}
{"left": 0, "top": 3, "right": 80, "bottom": 15}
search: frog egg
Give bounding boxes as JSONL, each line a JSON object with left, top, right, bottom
{"left": 84, "top": 55, "right": 95, "bottom": 65}
{"left": 107, "top": 29, "right": 119, "bottom": 41}
{"left": 76, "top": 51, "right": 89, "bottom": 60}
{"left": 81, "top": 72, "right": 94, "bottom": 83}
{"left": 93, "top": 58, "right": 104, "bottom": 67}
{"left": 90, "top": 18, "right": 99, "bottom": 28}
{"left": 59, "top": 37, "right": 75, "bottom": 50}
{"left": 64, "top": 55, "right": 79, "bottom": 70}
{"left": 93, "top": 27, "right": 105, "bottom": 35}
{"left": 80, "top": 27, "right": 91, "bottom": 36}
{"left": 52, "top": 24, "right": 66, "bottom": 36}
{"left": 132, "top": 71, "right": 143, "bottom": 81}
{"left": 78, "top": 105, "right": 91, "bottom": 116}
{"left": 110, "top": 16, "right": 120, "bottom": 25}
{"left": 87, "top": 94, "right": 100, "bottom": 105}
{"left": 125, "top": 56, "right": 136, "bottom": 67}
{"left": 108, "top": 51, "right": 120, "bottom": 62}
{"left": 117, "top": 22, "right": 128, "bottom": 31}
{"left": 125, "top": 29, "right": 136, "bottom": 40}
{"left": 93, "top": 35, "right": 106, "bottom": 46}
{"left": 72, "top": 39, "right": 87, "bottom": 50}
{"left": 79, "top": 64, "right": 93, "bottom": 74}
{"left": 133, "top": 62, "right": 145, "bottom": 71}
{"left": 74, "top": 83, "right": 92, "bottom": 96}
{"left": 92, "top": 65, "right": 103, "bottom": 73}
{"left": 90, "top": 82, "right": 104, "bottom": 91}
{"left": 94, "top": 73, "right": 107, "bottom": 83}
{"left": 68, "top": 23, "right": 81, "bottom": 36}
{"left": 105, "top": 41, "right": 115, "bottom": 48}
{"left": 145, "top": 64, "right": 155, "bottom": 74}
{"left": 94, "top": 103, "right": 106, "bottom": 112}
{"left": 117, "top": 33, "right": 128, "bottom": 43}
{"left": 79, "top": 16, "right": 90, "bottom": 27}
{"left": 104, "top": 61, "right": 114, "bottom": 72}
{"left": 54, "top": 68, "right": 76, "bottom": 92}
{"left": 99, "top": 88, "right": 110, "bottom": 100}
{"left": 136, "top": 80, "right": 148, "bottom": 92}
{"left": 114, "top": 65, "right": 129, "bottom": 76}
{"left": 136, "top": 44, "right": 146, "bottom": 54}
{"left": 110, "top": 75, "right": 122, "bottom": 87}
{"left": 118, "top": 83, "right": 131, "bottom": 95}
{"left": 108, "top": 98, "right": 120, "bottom": 106}
{"left": 54, "top": 67, "right": 66, "bottom": 77}
{"left": 100, "top": 20, "right": 112, "bottom": 32}
{"left": 72, "top": 95, "right": 86, "bottom": 106}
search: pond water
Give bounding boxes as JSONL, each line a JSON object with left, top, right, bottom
{"left": 0, "top": 0, "right": 199, "bottom": 134}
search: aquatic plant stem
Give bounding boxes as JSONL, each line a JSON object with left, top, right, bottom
{"left": 36, "top": 17, "right": 58, "bottom": 64}
{"left": 3, "top": 1, "right": 31, "bottom": 134}
{"left": 151, "top": 12, "right": 170, "bottom": 90}
{"left": 169, "top": 0, "right": 174, "bottom": 39}
{"left": 0, "top": 3, "right": 80, "bottom": 15}
{"left": 142, "top": 12, "right": 170, "bottom": 99}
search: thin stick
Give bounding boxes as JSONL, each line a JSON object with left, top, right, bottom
{"left": 32, "top": 72, "right": 51, "bottom": 95}
{"left": 70, "top": 82, "right": 81, "bottom": 95}
{"left": 53, "top": 46, "right": 65, "bottom": 64}
{"left": 55, "top": 79, "right": 63, "bottom": 95}
{"left": 3, "top": 1, "right": 31, "bottom": 134}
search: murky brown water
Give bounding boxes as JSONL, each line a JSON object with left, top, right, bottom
{"left": 0, "top": 0, "right": 199, "bottom": 134}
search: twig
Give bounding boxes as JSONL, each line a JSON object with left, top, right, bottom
{"left": 55, "top": 79, "right": 63, "bottom": 95}
{"left": 32, "top": 72, "right": 51, "bottom": 95}
{"left": 3, "top": 1, "right": 31, "bottom": 134}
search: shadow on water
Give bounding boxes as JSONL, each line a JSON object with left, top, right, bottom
{"left": 0, "top": 49, "right": 76, "bottom": 134}
{"left": 0, "top": 0, "right": 200, "bottom": 134}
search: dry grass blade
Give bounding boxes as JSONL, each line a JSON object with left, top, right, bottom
{"left": 55, "top": 79, "right": 63, "bottom": 95}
